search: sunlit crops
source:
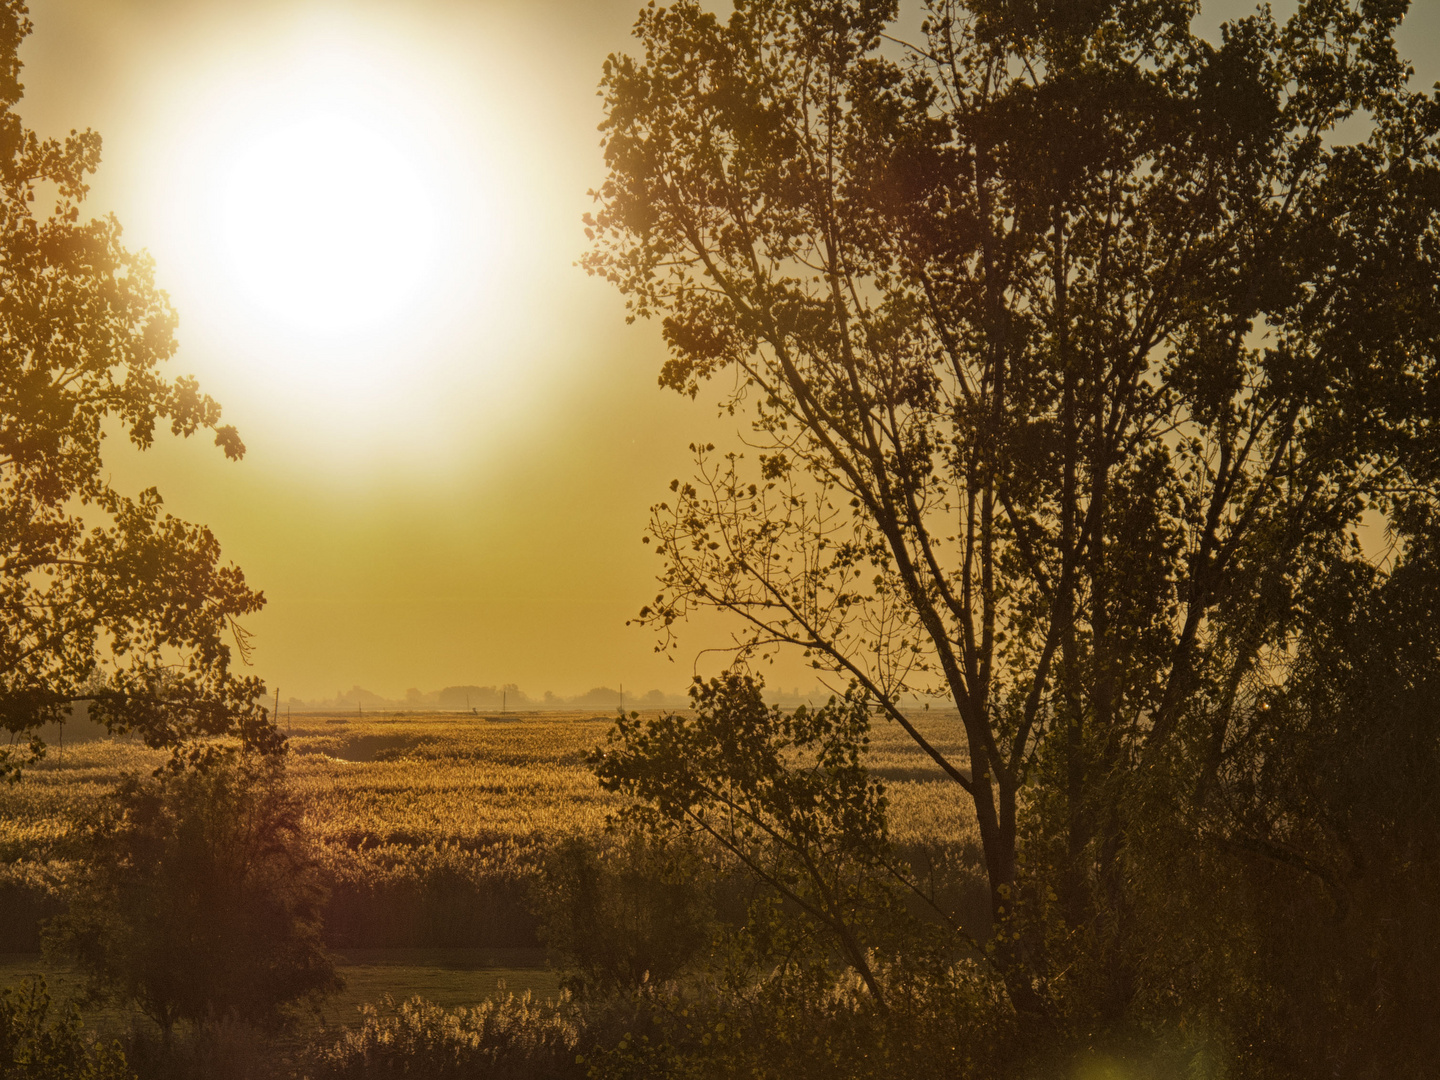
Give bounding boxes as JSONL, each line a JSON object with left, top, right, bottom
{"left": 0, "top": 710, "right": 978, "bottom": 902}
{"left": 288, "top": 713, "right": 620, "bottom": 888}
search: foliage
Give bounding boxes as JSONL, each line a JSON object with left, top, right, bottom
{"left": 306, "top": 993, "right": 582, "bottom": 1080}
{"left": 594, "top": 675, "right": 963, "bottom": 1007}
{"left": 118, "top": 1015, "right": 289, "bottom": 1080}
{"left": 0, "top": 978, "right": 131, "bottom": 1080}
{"left": 48, "top": 753, "right": 339, "bottom": 1033}
{"left": 1126, "top": 544, "right": 1440, "bottom": 1078}
{"left": 577, "top": 965, "right": 1016, "bottom": 1080}
{"left": 587, "top": 0, "right": 1440, "bottom": 1039}
{"left": 0, "top": 0, "right": 272, "bottom": 780}
{"left": 537, "top": 832, "right": 717, "bottom": 997}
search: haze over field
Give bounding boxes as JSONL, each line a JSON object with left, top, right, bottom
{"left": 15, "top": 0, "right": 1440, "bottom": 702}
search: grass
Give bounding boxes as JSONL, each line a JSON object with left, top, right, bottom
{"left": 0, "top": 707, "right": 981, "bottom": 949}
{"left": 2, "top": 707, "right": 976, "bottom": 871}
{"left": 321, "top": 948, "right": 561, "bottom": 1025}
{"left": 0, "top": 704, "right": 984, "bottom": 1063}
{"left": 287, "top": 712, "right": 622, "bottom": 892}
{"left": 0, "top": 947, "right": 562, "bottom": 1039}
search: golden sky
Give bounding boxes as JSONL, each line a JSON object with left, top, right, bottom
{"left": 15, "top": 0, "right": 1440, "bottom": 702}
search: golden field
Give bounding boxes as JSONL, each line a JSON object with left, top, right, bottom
{"left": 0, "top": 708, "right": 981, "bottom": 930}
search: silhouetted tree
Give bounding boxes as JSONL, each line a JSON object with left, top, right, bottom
{"left": 537, "top": 831, "right": 715, "bottom": 997}
{"left": 0, "top": 1, "right": 272, "bottom": 778}
{"left": 1136, "top": 541, "right": 1440, "bottom": 1077}
{"left": 587, "top": 0, "right": 1439, "bottom": 1034}
{"left": 594, "top": 676, "right": 902, "bottom": 1004}
{"left": 50, "top": 754, "right": 339, "bottom": 1035}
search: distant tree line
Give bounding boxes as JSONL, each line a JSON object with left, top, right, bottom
{"left": 293, "top": 684, "right": 705, "bottom": 712}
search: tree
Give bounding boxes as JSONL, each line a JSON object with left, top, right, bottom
{"left": 586, "top": 0, "right": 1440, "bottom": 1026}
{"left": 0, "top": 0, "right": 272, "bottom": 777}
{"left": 1151, "top": 535, "right": 1440, "bottom": 1075}
{"left": 537, "top": 831, "right": 717, "bottom": 998}
{"left": 50, "top": 753, "right": 339, "bottom": 1035}
{"left": 594, "top": 676, "right": 903, "bottom": 1006}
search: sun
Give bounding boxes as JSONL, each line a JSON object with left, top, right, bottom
{"left": 198, "top": 46, "right": 458, "bottom": 341}
{"left": 216, "top": 101, "right": 440, "bottom": 334}
{"left": 148, "top": 28, "right": 513, "bottom": 373}
{"left": 132, "top": 16, "right": 560, "bottom": 468}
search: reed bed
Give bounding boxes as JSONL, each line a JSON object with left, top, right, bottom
{"left": 0, "top": 709, "right": 980, "bottom": 947}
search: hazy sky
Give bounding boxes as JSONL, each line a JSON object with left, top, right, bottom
{"left": 15, "top": 1, "right": 1440, "bottom": 701}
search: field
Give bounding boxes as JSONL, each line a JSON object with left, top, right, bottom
{"left": 0, "top": 708, "right": 982, "bottom": 1019}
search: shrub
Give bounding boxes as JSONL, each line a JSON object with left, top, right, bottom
{"left": 536, "top": 833, "right": 716, "bottom": 996}
{"left": 306, "top": 994, "right": 582, "bottom": 1080}
{"left": 49, "top": 753, "right": 340, "bottom": 1033}
{"left": 118, "top": 1015, "right": 282, "bottom": 1080}
{"left": 575, "top": 954, "right": 1018, "bottom": 1080}
{"left": 0, "top": 978, "right": 132, "bottom": 1080}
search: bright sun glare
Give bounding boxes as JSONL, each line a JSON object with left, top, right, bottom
{"left": 149, "top": 28, "right": 516, "bottom": 392}
{"left": 196, "top": 44, "right": 459, "bottom": 341}
{"left": 138, "top": 17, "right": 561, "bottom": 467}
{"left": 217, "top": 103, "right": 440, "bottom": 333}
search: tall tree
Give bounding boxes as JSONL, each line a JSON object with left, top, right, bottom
{"left": 0, "top": 1, "right": 273, "bottom": 777}
{"left": 586, "top": 0, "right": 1440, "bottom": 1016}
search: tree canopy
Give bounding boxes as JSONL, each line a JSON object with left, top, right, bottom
{"left": 586, "top": 0, "right": 1440, "bottom": 1054}
{"left": 51, "top": 755, "right": 338, "bottom": 1034}
{"left": 0, "top": 1, "right": 273, "bottom": 777}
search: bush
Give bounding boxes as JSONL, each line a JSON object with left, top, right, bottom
{"left": 536, "top": 833, "right": 716, "bottom": 996}
{"left": 324, "top": 870, "right": 539, "bottom": 950}
{"left": 117, "top": 1016, "right": 282, "bottom": 1080}
{"left": 306, "top": 994, "right": 582, "bottom": 1080}
{"left": 573, "top": 953, "right": 1017, "bottom": 1080}
{"left": 49, "top": 753, "right": 340, "bottom": 1033}
{"left": 0, "top": 869, "right": 61, "bottom": 952}
{"left": 0, "top": 978, "right": 132, "bottom": 1080}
